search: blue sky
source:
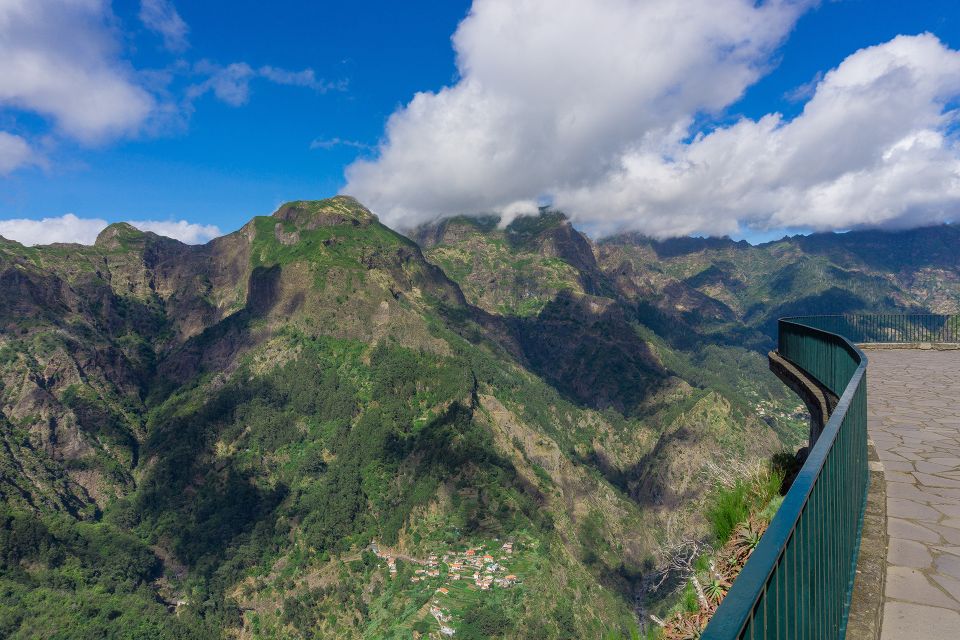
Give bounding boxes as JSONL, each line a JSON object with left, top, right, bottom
{"left": 1, "top": 0, "right": 960, "bottom": 244}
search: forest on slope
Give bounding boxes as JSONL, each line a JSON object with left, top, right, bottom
{"left": 0, "top": 197, "right": 955, "bottom": 639}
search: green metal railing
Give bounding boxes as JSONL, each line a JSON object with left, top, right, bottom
{"left": 788, "top": 314, "right": 959, "bottom": 344}
{"left": 702, "top": 317, "right": 869, "bottom": 639}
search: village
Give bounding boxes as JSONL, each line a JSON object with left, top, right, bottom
{"left": 371, "top": 539, "right": 522, "bottom": 637}
{"left": 753, "top": 397, "right": 806, "bottom": 424}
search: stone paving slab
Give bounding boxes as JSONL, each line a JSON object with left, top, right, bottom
{"left": 866, "top": 350, "right": 960, "bottom": 640}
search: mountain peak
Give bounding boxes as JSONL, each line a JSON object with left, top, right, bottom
{"left": 271, "top": 195, "right": 377, "bottom": 230}
{"left": 94, "top": 222, "right": 147, "bottom": 249}
{"left": 503, "top": 209, "right": 571, "bottom": 243}
{"left": 413, "top": 209, "right": 572, "bottom": 250}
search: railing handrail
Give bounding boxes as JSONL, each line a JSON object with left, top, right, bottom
{"left": 785, "top": 313, "right": 959, "bottom": 344}
{"left": 702, "top": 317, "right": 869, "bottom": 638}
{"left": 784, "top": 313, "right": 952, "bottom": 317}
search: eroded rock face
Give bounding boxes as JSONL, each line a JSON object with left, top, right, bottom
{"left": 0, "top": 196, "right": 484, "bottom": 515}
{"left": 274, "top": 223, "right": 300, "bottom": 246}
{"left": 14, "top": 199, "right": 933, "bottom": 524}
{"left": 0, "top": 220, "right": 238, "bottom": 511}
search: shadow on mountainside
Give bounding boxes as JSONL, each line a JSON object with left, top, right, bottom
{"left": 132, "top": 265, "right": 293, "bottom": 584}
{"left": 134, "top": 378, "right": 288, "bottom": 582}
{"left": 129, "top": 256, "right": 549, "bottom": 584}
{"left": 790, "top": 225, "right": 960, "bottom": 273}
{"left": 747, "top": 287, "right": 869, "bottom": 338}
{"left": 152, "top": 265, "right": 284, "bottom": 395}
{"left": 512, "top": 291, "right": 671, "bottom": 416}
{"left": 573, "top": 419, "right": 703, "bottom": 512}
{"left": 132, "top": 378, "right": 546, "bottom": 595}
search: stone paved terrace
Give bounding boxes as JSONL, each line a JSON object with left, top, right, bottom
{"left": 867, "top": 349, "right": 960, "bottom": 640}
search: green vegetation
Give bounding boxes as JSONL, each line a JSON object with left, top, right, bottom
{"left": 597, "top": 223, "right": 960, "bottom": 348}
{"left": 250, "top": 212, "right": 413, "bottom": 272}
{"left": 419, "top": 214, "right": 587, "bottom": 317}
{"left": 0, "top": 506, "right": 215, "bottom": 639}
{"left": 707, "top": 465, "right": 784, "bottom": 545}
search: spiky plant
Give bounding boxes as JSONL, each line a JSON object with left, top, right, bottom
{"left": 728, "top": 516, "right": 767, "bottom": 568}
{"left": 703, "top": 576, "right": 731, "bottom": 606}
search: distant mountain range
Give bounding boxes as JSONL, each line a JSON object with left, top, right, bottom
{"left": 0, "top": 197, "right": 955, "bottom": 639}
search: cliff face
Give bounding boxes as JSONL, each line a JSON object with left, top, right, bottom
{"left": 0, "top": 198, "right": 467, "bottom": 510}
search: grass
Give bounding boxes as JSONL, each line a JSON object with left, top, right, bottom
{"left": 707, "top": 464, "right": 785, "bottom": 545}
{"left": 249, "top": 211, "right": 413, "bottom": 271}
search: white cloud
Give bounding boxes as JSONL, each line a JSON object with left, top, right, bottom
{"left": 139, "top": 0, "right": 189, "bottom": 53}
{"left": 345, "top": 0, "right": 811, "bottom": 231}
{"left": 0, "top": 0, "right": 156, "bottom": 143}
{"left": 345, "top": 1, "right": 960, "bottom": 238}
{"left": 310, "top": 137, "right": 373, "bottom": 151}
{"left": 556, "top": 33, "right": 960, "bottom": 237}
{"left": 497, "top": 200, "right": 541, "bottom": 228}
{"left": 0, "top": 214, "right": 221, "bottom": 246}
{"left": 0, "top": 1, "right": 333, "bottom": 172}
{"left": 0, "top": 131, "right": 35, "bottom": 174}
{"left": 259, "top": 66, "right": 344, "bottom": 93}
{"left": 187, "top": 61, "right": 257, "bottom": 106}
{"left": 130, "top": 219, "right": 221, "bottom": 244}
{"left": 0, "top": 213, "right": 108, "bottom": 245}
{"left": 187, "top": 62, "right": 343, "bottom": 107}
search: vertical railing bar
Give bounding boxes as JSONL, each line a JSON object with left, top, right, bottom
{"left": 797, "top": 506, "right": 810, "bottom": 640}
{"left": 826, "top": 455, "right": 833, "bottom": 635}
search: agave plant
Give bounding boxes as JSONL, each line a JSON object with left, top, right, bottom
{"left": 728, "top": 516, "right": 767, "bottom": 565}
{"left": 704, "top": 576, "right": 731, "bottom": 605}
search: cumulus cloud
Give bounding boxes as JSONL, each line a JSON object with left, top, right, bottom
{"left": 345, "top": 0, "right": 810, "bottom": 232}
{"left": 0, "top": 214, "right": 108, "bottom": 245}
{"left": 345, "top": 0, "right": 960, "bottom": 237}
{"left": 187, "top": 62, "right": 343, "bottom": 107}
{"left": 139, "top": 0, "right": 190, "bottom": 53}
{"left": 130, "top": 219, "right": 221, "bottom": 244}
{"left": 1, "top": 1, "right": 335, "bottom": 173}
{"left": 556, "top": 33, "right": 960, "bottom": 237}
{"left": 0, "top": 0, "right": 155, "bottom": 143}
{"left": 0, "top": 214, "right": 221, "bottom": 246}
{"left": 0, "top": 131, "right": 35, "bottom": 174}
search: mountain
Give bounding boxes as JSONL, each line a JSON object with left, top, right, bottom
{"left": 594, "top": 224, "right": 960, "bottom": 347}
{"left": 6, "top": 198, "right": 949, "bottom": 639}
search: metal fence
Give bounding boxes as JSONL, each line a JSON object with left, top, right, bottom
{"left": 702, "top": 317, "right": 869, "bottom": 639}
{"left": 786, "top": 314, "right": 959, "bottom": 344}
